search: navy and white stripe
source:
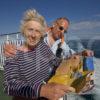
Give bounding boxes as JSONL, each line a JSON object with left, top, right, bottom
{"left": 3, "top": 40, "right": 61, "bottom": 99}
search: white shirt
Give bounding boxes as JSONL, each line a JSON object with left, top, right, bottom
{"left": 44, "top": 35, "right": 75, "bottom": 58}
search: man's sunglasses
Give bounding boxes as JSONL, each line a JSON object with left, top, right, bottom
{"left": 59, "top": 26, "right": 67, "bottom": 33}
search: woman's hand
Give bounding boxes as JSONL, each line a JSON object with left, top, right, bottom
{"left": 3, "top": 44, "right": 17, "bottom": 57}
{"left": 40, "top": 83, "right": 75, "bottom": 100}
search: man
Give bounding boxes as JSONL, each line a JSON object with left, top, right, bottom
{"left": 4, "top": 17, "right": 93, "bottom": 58}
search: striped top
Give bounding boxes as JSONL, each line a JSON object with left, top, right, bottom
{"left": 3, "top": 40, "right": 61, "bottom": 99}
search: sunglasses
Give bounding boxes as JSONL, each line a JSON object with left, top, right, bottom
{"left": 59, "top": 26, "right": 67, "bottom": 33}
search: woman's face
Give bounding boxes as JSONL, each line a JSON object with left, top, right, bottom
{"left": 23, "top": 20, "right": 43, "bottom": 47}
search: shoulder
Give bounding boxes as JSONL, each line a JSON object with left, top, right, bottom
{"left": 39, "top": 40, "right": 51, "bottom": 50}
{"left": 62, "top": 41, "right": 69, "bottom": 47}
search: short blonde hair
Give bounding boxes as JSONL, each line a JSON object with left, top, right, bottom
{"left": 20, "top": 9, "right": 47, "bottom": 35}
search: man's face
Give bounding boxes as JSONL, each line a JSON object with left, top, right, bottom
{"left": 52, "top": 19, "right": 69, "bottom": 41}
{"left": 23, "top": 20, "right": 43, "bottom": 47}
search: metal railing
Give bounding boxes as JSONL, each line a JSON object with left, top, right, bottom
{"left": 0, "top": 32, "right": 24, "bottom": 70}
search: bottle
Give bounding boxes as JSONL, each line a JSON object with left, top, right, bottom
{"left": 83, "top": 56, "right": 95, "bottom": 87}
{"left": 83, "top": 56, "right": 94, "bottom": 72}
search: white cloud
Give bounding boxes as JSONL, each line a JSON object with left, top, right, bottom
{"left": 70, "top": 20, "right": 100, "bottom": 31}
{"left": 94, "top": 14, "right": 100, "bottom": 17}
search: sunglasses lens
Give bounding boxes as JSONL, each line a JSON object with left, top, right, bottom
{"left": 59, "top": 27, "right": 64, "bottom": 31}
{"left": 59, "top": 27, "right": 67, "bottom": 33}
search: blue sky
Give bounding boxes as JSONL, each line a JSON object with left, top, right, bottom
{"left": 0, "top": 0, "right": 100, "bottom": 39}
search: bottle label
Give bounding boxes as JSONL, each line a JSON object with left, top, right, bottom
{"left": 83, "top": 57, "right": 94, "bottom": 71}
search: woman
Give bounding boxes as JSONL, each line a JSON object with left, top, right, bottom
{"left": 4, "top": 9, "right": 75, "bottom": 100}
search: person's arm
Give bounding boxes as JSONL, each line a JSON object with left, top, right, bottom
{"left": 4, "top": 57, "right": 43, "bottom": 99}
{"left": 61, "top": 42, "right": 75, "bottom": 58}
{"left": 62, "top": 42, "right": 94, "bottom": 57}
